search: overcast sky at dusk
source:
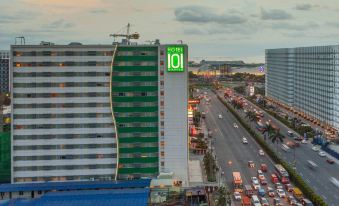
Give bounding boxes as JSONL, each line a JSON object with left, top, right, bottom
{"left": 1, "top": 0, "right": 339, "bottom": 62}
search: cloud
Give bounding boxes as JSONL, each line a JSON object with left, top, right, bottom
{"left": 295, "top": 4, "right": 313, "bottom": 11}
{"left": 175, "top": 6, "right": 247, "bottom": 25}
{"left": 90, "top": 9, "right": 108, "bottom": 13}
{"left": 260, "top": 8, "right": 292, "bottom": 20}
{"left": 271, "top": 22, "right": 319, "bottom": 31}
{"left": 47, "top": 19, "right": 74, "bottom": 29}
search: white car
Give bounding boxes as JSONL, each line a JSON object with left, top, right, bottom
{"left": 253, "top": 183, "right": 261, "bottom": 190}
{"left": 218, "top": 114, "right": 222, "bottom": 119}
{"left": 318, "top": 151, "right": 326, "bottom": 157}
{"left": 234, "top": 191, "right": 241, "bottom": 200}
{"left": 312, "top": 146, "right": 320, "bottom": 152}
{"left": 301, "top": 139, "right": 307, "bottom": 144}
{"left": 233, "top": 123, "right": 238, "bottom": 128}
{"left": 259, "top": 149, "right": 264, "bottom": 156}
{"left": 276, "top": 189, "right": 286, "bottom": 198}
{"left": 242, "top": 138, "right": 248, "bottom": 144}
{"left": 251, "top": 177, "right": 259, "bottom": 185}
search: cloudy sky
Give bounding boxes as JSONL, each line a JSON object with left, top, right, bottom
{"left": 1, "top": 0, "right": 339, "bottom": 62}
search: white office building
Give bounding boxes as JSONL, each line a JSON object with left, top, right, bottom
{"left": 11, "top": 42, "right": 188, "bottom": 184}
{"left": 266, "top": 45, "right": 339, "bottom": 130}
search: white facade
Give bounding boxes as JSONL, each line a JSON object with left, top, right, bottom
{"left": 11, "top": 45, "right": 117, "bottom": 183}
{"left": 159, "top": 45, "right": 188, "bottom": 185}
{"left": 266, "top": 45, "right": 339, "bottom": 130}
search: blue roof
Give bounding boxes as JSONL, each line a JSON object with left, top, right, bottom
{"left": 0, "top": 179, "right": 151, "bottom": 192}
{"left": 0, "top": 188, "right": 150, "bottom": 206}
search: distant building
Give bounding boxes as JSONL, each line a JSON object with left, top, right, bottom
{"left": 200, "top": 60, "right": 245, "bottom": 67}
{"left": 10, "top": 43, "right": 188, "bottom": 184}
{"left": 266, "top": 45, "right": 339, "bottom": 130}
{"left": 0, "top": 50, "right": 10, "bottom": 94}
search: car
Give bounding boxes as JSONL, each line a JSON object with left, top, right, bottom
{"left": 253, "top": 183, "right": 261, "bottom": 190}
{"left": 276, "top": 189, "right": 286, "bottom": 198}
{"left": 242, "top": 138, "right": 248, "bottom": 144}
{"left": 260, "top": 178, "right": 268, "bottom": 185}
{"left": 218, "top": 114, "right": 222, "bottom": 119}
{"left": 287, "top": 131, "right": 294, "bottom": 137}
{"left": 275, "top": 182, "right": 283, "bottom": 189}
{"left": 261, "top": 197, "right": 269, "bottom": 206}
{"left": 287, "top": 195, "right": 297, "bottom": 205}
{"left": 267, "top": 187, "right": 275, "bottom": 197}
{"left": 260, "top": 164, "right": 268, "bottom": 172}
{"left": 294, "top": 136, "right": 303, "bottom": 141}
{"left": 258, "top": 174, "right": 265, "bottom": 181}
{"left": 233, "top": 123, "right": 238, "bottom": 128}
{"left": 234, "top": 191, "right": 241, "bottom": 200}
{"left": 273, "top": 198, "right": 283, "bottom": 206}
{"left": 258, "top": 188, "right": 266, "bottom": 197}
{"left": 312, "top": 146, "right": 320, "bottom": 152}
{"left": 248, "top": 161, "right": 255, "bottom": 168}
{"left": 251, "top": 177, "right": 259, "bottom": 184}
{"left": 318, "top": 151, "right": 326, "bottom": 157}
{"left": 301, "top": 139, "right": 307, "bottom": 144}
{"left": 285, "top": 184, "right": 294, "bottom": 192}
{"left": 257, "top": 170, "right": 263, "bottom": 176}
{"left": 327, "top": 158, "right": 335, "bottom": 164}
{"left": 258, "top": 149, "right": 265, "bottom": 156}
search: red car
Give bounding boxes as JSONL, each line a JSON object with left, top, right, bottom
{"left": 327, "top": 159, "right": 335, "bottom": 164}
{"left": 285, "top": 184, "right": 294, "bottom": 192}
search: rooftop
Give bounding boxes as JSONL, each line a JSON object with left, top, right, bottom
{"left": 0, "top": 179, "right": 151, "bottom": 193}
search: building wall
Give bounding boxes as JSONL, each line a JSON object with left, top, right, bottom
{"left": 266, "top": 45, "right": 339, "bottom": 129}
{"left": 0, "top": 132, "right": 10, "bottom": 183}
{"left": 0, "top": 51, "right": 10, "bottom": 94}
{"left": 11, "top": 45, "right": 117, "bottom": 183}
{"left": 265, "top": 48, "right": 294, "bottom": 106}
{"left": 161, "top": 45, "right": 188, "bottom": 184}
{"left": 112, "top": 46, "right": 159, "bottom": 179}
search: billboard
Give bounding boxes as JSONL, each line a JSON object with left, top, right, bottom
{"left": 167, "top": 46, "right": 185, "bottom": 72}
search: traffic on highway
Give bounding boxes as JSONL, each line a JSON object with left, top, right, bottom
{"left": 216, "top": 88, "right": 339, "bottom": 205}
{"left": 198, "top": 89, "right": 317, "bottom": 206}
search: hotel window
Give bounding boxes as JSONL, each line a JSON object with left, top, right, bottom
{"left": 160, "top": 151, "right": 164, "bottom": 157}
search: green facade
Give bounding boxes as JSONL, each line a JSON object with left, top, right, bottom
{"left": 112, "top": 46, "right": 159, "bottom": 179}
{"left": 0, "top": 132, "right": 10, "bottom": 183}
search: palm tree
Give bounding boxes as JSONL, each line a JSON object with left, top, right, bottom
{"left": 262, "top": 122, "right": 275, "bottom": 140}
{"left": 246, "top": 111, "right": 259, "bottom": 122}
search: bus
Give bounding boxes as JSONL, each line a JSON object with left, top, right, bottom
{"left": 274, "top": 164, "right": 290, "bottom": 184}
{"left": 233, "top": 172, "right": 243, "bottom": 192}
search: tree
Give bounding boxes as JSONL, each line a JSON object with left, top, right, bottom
{"left": 245, "top": 111, "right": 258, "bottom": 122}
{"left": 233, "top": 85, "right": 246, "bottom": 95}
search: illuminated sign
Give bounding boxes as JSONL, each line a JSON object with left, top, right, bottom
{"left": 167, "top": 46, "right": 184, "bottom": 72}
{"left": 188, "top": 99, "right": 200, "bottom": 104}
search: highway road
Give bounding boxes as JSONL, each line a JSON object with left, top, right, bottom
{"left": 200, "top": 90, "right": 291, "bottom": 206}
{"left": 214, "top": 89, "right": 339, "bottom": 206}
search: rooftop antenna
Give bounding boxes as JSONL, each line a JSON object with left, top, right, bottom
{"left": 15, "top": 37, "right": 25, "bottom": 45}
{"left": 109, "top": 23, "right": 140, "bottom": 45}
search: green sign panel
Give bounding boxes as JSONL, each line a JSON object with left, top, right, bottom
{"left": 167, "top": 46, "right": 185, "bottom": 72}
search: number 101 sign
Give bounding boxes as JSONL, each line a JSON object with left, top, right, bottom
{"left": 167, "top": 46, "right": 185, "bottom": 72}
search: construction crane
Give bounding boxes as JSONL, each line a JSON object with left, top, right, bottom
{"left": 109, "top": 23, "right": 139, "bottom": 45}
